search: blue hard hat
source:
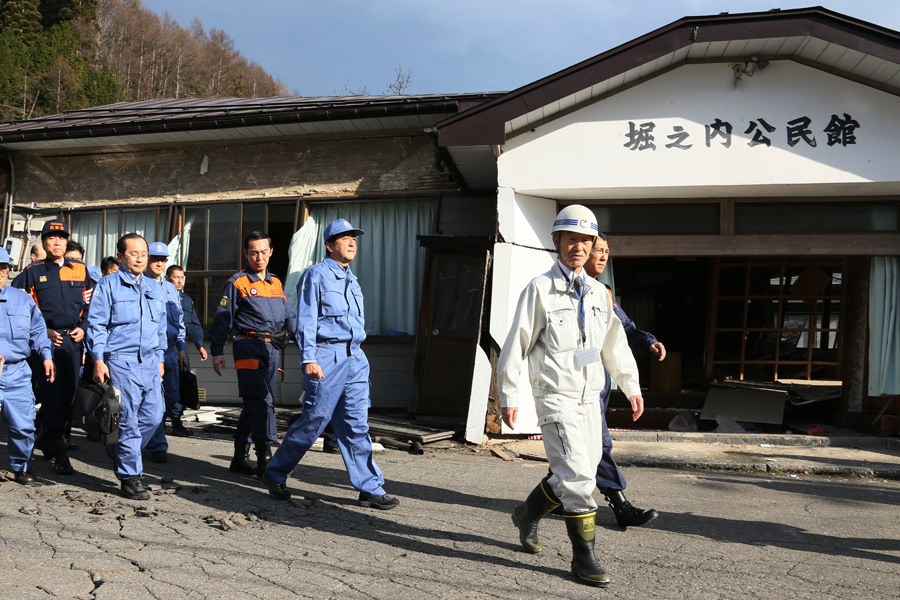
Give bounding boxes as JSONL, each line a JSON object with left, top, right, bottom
{"left": 87, "top": 265, "right": 102, "bottom": 282}
{"left": 148, "top": 241, "right": 170, "bottom": 257}
{"left": 0, "top": 248, "right": 10, "bottom": 264}
{"left": 323, "top": 219, "right": 365, "bottom": 243}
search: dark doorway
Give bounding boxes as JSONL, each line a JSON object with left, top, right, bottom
{"left": 612, "top": 257, "right": 711, "bottom": 388}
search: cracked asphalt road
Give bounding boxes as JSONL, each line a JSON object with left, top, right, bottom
{"left": 0, "top": 429, "right": 898, "bottom": 599}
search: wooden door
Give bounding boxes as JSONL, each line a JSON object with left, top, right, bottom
{"left": 416, "top": 251, "right": 489, "bottom": 417}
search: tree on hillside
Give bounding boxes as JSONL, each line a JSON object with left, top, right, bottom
{"left": 95, "top": 0, "right": 286, "bottom": 101}
{"left": 0, "top": 0, "right": 44, "bottom": 42}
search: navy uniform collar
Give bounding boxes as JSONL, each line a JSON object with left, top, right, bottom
{"left": 243, "top": 268, "right": 273, "bottom": 284}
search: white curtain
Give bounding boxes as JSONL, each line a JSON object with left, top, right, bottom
{"left": 869, "top": 257, "right": 900, "bottom": 396}
{"left": 122, "top": 209, "right": 157, "bottom": 243}
{"left": 167, "top": 213, "right": 196, "bottom": 270}
{"left": 70, "top": 212, "right": 103, "bottom": 267}
{"left": 285, "top": 199, "right": 433, "bottom": 335}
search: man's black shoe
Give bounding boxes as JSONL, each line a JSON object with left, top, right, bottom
{"left": 54, "top": 453, "right": 74, "bottom": 475}
{"left": 150, "top": 451, "right": 168, "bottom": 464}
{"left": 14, "top": 470, "right": 35, "bottom": 486}
{"left": 358, "top": 493, "right": 400, "bottom": 510}
{"left": 121, "top": 476, "right": 150, "bottom": 500}
{"left": 262, "top": 472, "right": 291, "bottom": 500}
{"left": 171, "top": 418, "right": 193, "bottom": 437}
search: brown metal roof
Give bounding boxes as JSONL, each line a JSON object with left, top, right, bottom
{"left": 436, "top": 6, "right": 900, "bottom": 147}
{"left": 0, "top": 93, "right": 505, "bottom": 144}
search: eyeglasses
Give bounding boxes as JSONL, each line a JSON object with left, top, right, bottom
{"left": 0, "top": 266, "right": 10, "bottom": 273}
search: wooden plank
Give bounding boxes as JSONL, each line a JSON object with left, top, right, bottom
{"left": 518, "top": 453, "right": 549, "bottom": 463}
{"left": 490, "top": 447, "right": 513, "bottom": 461}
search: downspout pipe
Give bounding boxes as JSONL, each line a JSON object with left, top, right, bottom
{"left": 0, "top": 152, "right": 13, "bottom": 244}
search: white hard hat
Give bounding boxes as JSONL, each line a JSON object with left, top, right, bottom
{"left": 551, "top": 205, "right": 599, "bottom": 237}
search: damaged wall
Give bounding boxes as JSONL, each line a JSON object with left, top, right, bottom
{"left": 13, "top": 133, "right": 454, "bottom": 210}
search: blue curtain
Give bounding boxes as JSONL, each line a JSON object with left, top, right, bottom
{"left": 868, "top": 257, "right": 900, "bottom": 396}
{"left": 285, "top": 199, "right": 433, "bottom": 335}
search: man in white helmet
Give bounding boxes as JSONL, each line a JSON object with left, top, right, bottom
{"left": 498, "top": 204, "right": 643, "bottom": 588}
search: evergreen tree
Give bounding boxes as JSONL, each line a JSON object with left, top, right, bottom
{"left": 0, "top": 0, "right": 44, "bottom": 43}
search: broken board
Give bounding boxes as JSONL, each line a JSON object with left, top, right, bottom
{"left": 700, "top": 386, "right": 788, "bottom": 424}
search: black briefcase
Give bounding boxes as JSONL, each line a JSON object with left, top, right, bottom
{"left": 180, "top": 363, "right": 200, "bottom": 410}
{"left": 73, "top": 379, "right": 121, "bottom": 445}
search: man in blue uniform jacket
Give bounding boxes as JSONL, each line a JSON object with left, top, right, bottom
{"left": 144, "top": 242, "right": 188, "bottom": 462}
{"left": 17, "top": 219, "right": 91, "bottom": 475}
{"left": 165, "top": 264, "right": 208, "bottom": 371}
{"left": 208, "top": 231, "right": 297, "bottom": 477}
{"left": 87, "top": 233, "right": 167, "bottom": 500}
{"left": 0, "top": 248, "right": 55, "bottom": 485}
{"left": 584, "top": 234, "right": 665, "bottom": 527}
{"left": 263, "top": 219, "right": 399, "bottom": 510}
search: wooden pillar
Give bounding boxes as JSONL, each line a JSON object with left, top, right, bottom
{"left": 841, "top": 257, "right": 870, "bottom": 422}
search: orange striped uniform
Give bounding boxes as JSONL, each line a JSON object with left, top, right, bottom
{"left": 16, "top": 258, "right": 92, "bottom": 331}
{"left": 206, "top": 269, "right": 297, "bottom": 364}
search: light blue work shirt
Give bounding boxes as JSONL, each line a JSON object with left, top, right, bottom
{"left": 147, "top": 277, "right": 186, "bottom": 354}
{"left": 296, "top": 257, "right": 366, "bottom": 364}
{"left": 0, "top": 285, "right": 52, "bottom": 363}
{"left": 86, "top": 269, "right": 166, "bottom": 363}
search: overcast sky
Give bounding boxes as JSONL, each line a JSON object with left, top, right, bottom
{"left": 141, "top": 1, "right": 900, "bottom": 97}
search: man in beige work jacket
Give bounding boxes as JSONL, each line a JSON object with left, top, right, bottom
{"left": 498, "top": 204, "right": 644, "bottom": 589}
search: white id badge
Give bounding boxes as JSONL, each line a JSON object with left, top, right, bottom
{"left": 575, "top": 347, "right": 600, "bottom": 369}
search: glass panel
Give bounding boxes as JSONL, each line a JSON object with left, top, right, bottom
{"left": 184, "top": 207, "right": 207, "bottom": 272}
{"left": 122, "top": 209, "right": 157, "bottom": 242}
{"left": 182, "top": 275, "right": 205, "bottom": 329}
{"left": 716, "top": 300, "right": 745, "bottom": 329}
{"left": 205, "top": 275, "right": 231, "bottom": 330}
{"left": 713, "top": 332, "right": 745, "bottom": 361}
{"left": 717, "top": 266, "right": 746, "bottom": 296}
{"left": 431, "top": 259, "right": 483, "bottom": 332}
{"left": 242, "top": 203, "right": 266, "bottom": 244}
{"left": 735, "top": 201, "right": 899, "bottom": 233}
{"left": 267, "top": 202, "right": 296, "bottom": 282}
{"left": 158, "top": 206, "right": 172, "bottom": 242}
{"left": 592, "top": 203, "right": 719, "bottom": 235}
{"left": 104, "top": 211, "right": 120, "bottom": 259}
{"left": 208, "top": 205, "right": 240, "bottom": 271}
{"left": 69, "top": 212, "right": 103, "bottom": 267}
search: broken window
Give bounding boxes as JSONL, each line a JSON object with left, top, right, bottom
{"left": 707, "top": 259, "right": 843, "bottom": 382}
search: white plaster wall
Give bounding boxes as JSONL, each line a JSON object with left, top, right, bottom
{"left": 497, "top": 188, "right": 557, "bottom": 249}
{"left": 499, "top": 61, "right": 900, "bottom": 197}
{"left": 491, "top": 242, "right": 555, "bottom": 434}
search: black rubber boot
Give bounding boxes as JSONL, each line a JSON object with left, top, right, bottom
{"left": 254, "top": 443, "right": 272, "bottom": 477}
{"left": 565, "top": 511, "right": 610, "bottom": 587}
{"left": 511, "top": 478, "right": 561, "bottom": 553}
{"left": 229, "top": 441, "right": 255, "bottom": 475}
{"left": 603, "top": 489, "right": 659, "bottom": 528}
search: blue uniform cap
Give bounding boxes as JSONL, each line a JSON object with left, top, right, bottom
{"left": 323, "top": 219, "right": 365, "bottom": 243}
{"left": 41, "top": 219, "right": 69, "bottom": 238}
{"left": 148, "top": 242, "right": 170, "bottom": 258}
{"left": 0, "top": 248, "right": 10, "bottom": 264}
{"left": 87, "top": 265, "right": 102, "bottom": 282}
